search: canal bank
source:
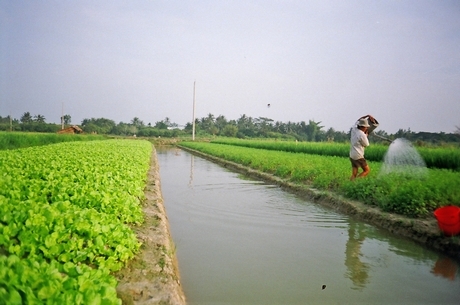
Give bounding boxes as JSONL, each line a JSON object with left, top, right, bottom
{"left": 115, "top": 147, "right": 186, "bottom": 305}
{"left": 179, "top": 145, "right": 460, "bottom": 260}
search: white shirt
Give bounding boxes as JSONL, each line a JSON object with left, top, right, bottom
{"left": 350, "top": 125, "right": 369, "bottom": 160}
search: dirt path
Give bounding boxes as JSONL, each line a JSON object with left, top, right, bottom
{"left": 115, "top": 147, "right": 186, "bottom": 305}
{"left": 179, "top": 145, "right": 460, "bottom": 260}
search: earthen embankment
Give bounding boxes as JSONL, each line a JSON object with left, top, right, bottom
{"left": 116, "top": 147, "right": 186, "bottom": 305}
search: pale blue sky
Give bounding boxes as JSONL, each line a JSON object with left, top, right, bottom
{"left": 1, "top": 0, "right": 459, "bottom": 133}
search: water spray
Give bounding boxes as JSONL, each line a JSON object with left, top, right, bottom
{"left": 380, "top": 138, "right": 427, "bottom": 177}
{"left": 361, "top": 116, "right": 427, "bottom": 176}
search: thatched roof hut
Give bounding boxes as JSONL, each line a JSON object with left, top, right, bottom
{"left": 57, "top": 125, "right": 83, "bottom": 134}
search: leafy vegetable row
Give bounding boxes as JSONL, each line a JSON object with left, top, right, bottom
{"left": 0, "top": 139, "right": 152, "bottom": 304}
{"left": 211, "top": 138, "right": 460, "bottom": 171}
{"left": 180, "top": 142, "right": 460, "bottom": 217}
{"left": 0, "top": 131, "right": 107, "bottom": 150}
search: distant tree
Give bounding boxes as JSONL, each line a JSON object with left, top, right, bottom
{"left": 283, "top": 121, "right": 292, "bottom": 134}
{"left": 0, "top": 115, "right": 15, "bottom": 131}
{"left": 209, "top": 125, "right": 219, "bottom": 135}
{"left": 198, "top": 113, "right": 216, "bottom": 134}
{"left": 222, "top": 124, "right": 238, "bottom": 137}
{"left": 62, "top": 114, "right": 71, "bottom": 125}
{"left": 20, "top": 112, "right": 33, "bottom": 123}
{"left": 163, "top": 117, "right": 171, "bottom": 127}
{"left": 34, "top": 114, "right": 46, "bottom": 123}
{"left": 0, "top": 115, "right": 12, "bottom": 124}
{"left": 274, "top": 121, "right": 284, "bottom": 133}
{"left": 81, "top": 122, "right": 99, "bottom": 134}
{"left": 394, "top": 128, "right": 414, "bottom": 141}
{"left": 81, "top": 117, "right": 116, "bottom": 134}
{"left": 67, "top": 112, "right": 460, "bottom": 142}
{"left": 183, "top": 122, "right": 192, "bottom": 132}
{"left": 325, "top": 127, "right": 336, "bottom": 141}
{"left": 215, "top": 115, "right": 228, "bottom": 132}
{"left": 131, "top": 117, "right": 144, "bottom": 129}
{"left": 303, "top": 120, "right": 324, "bottom": 141}
{"left": 112, "top": 122, "right": 129, "bottom": 135}
{"left": 254, "top": 117, "right": 274, "bottom": 137}
{"left": 127, "top": 125, "right": 138, "bottom": 135}
{"left": 154, "top": 120, "right": 168, "bottom": 130}
{"left": 237, "top": 114, "right": 256, "bottom": 137}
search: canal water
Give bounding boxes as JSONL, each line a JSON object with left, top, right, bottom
{"left": 157, "top": 148, "right": 460, "bottom": 305}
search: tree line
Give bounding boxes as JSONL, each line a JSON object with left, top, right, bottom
{"left": 1, "top": 112, "right": 459, "bottom": 145}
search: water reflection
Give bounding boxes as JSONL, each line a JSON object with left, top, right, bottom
{"left": 344, "top": 220, "right": 460, "bottom": 289}
{"left": 189, "top": 154, "right": 194, "bottom": 187}
{"left": 432, "top": 256, "right": 458, "bottom": 281}
{"left": 344, "top": 222, "right": 370, "bottom": 290}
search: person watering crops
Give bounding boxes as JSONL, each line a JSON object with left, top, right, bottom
{"left": 349, "top": 114, "right": 377, "bottom": 180}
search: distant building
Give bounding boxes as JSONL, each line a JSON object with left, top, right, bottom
{"left": 57, "top": 125, "right": 83, "bottom": 134}
{"left": 167, "top": 125, "right": 184, "bottom": 130}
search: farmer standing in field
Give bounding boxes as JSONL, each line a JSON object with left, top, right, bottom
{"left": 349, "top": 114, "right": 377, "bottom": 180}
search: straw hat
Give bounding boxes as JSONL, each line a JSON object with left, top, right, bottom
{"left": 358, "top": 118, "right": 370, "bottom": 127}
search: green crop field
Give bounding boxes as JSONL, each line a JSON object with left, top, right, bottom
{"left": 0, "top": 131, "right": 108, "bottom": 150}
{"left": 211, "top": 138, "right": 460, "bottom": 171}
{"left": 0, "top": 139, "right": 152, "bottom": 304}
{"left": 180, "top": 141, "right": 460, "bottom": 218}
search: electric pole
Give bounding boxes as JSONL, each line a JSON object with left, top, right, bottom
{"left": 61, "top": 103, "right": 64, "bottom": 129}
{"left": 192, "top": 81, "right": 196, "bottom": 141}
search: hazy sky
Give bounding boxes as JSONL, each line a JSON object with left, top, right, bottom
{"left": 1, "top": 0, "right": 459, "bottom": 134}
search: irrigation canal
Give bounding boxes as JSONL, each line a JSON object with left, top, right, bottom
{"left": 156, "top": 147, "right": 460, "bottom": 305}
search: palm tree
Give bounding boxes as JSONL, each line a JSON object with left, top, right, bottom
{"left": 131, "top": 117, "right": 144, "bottom": 128}
{"left": 302, "top": 120, "right": 324, "bottom": 141}
{"left": 34, "top": 114, "right": 46, "bottom": 123}
{"left": 215, "top": 115, "right": 228, "bottom": 132}
{"left": 20, "top": 112, "right": 33, "bottom": 123}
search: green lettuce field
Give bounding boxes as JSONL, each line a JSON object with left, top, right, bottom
{"left": 0, "top": 139, "right": 152, "bottom": 304}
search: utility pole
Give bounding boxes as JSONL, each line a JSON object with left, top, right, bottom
{"left": 192, "top": 81, "right": 196, "bottom": 141}
{"left": 61, "top": 103, "right": 64, "bottom": 129}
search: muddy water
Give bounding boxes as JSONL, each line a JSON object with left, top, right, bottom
{"left": 157, "top": 148, "right": 460, "bottom": 305}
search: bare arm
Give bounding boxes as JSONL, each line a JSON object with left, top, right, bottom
{"left": 358, "top": 114, "right": 376, "bottom": 123}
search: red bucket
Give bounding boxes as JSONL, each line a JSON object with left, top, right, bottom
{"left": 434, "top": 206, "right": 460, "bottom": 236}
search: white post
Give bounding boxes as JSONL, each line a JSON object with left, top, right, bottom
{"left": 192, "top": 81, "right": 196, "bottom": 141}
{"left": 61, "top": 102, "right": 64, "bottom": 129}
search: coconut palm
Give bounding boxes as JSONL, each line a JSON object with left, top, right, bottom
{"left": 20, "top": 112, "right": 33, "bottom": 123}
{"left": 34, "top": 114, "right": 46, "bottom": 123}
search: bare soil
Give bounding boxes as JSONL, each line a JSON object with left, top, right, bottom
{"left": 114, "top": 147, "right": 186, "bottom": 305}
